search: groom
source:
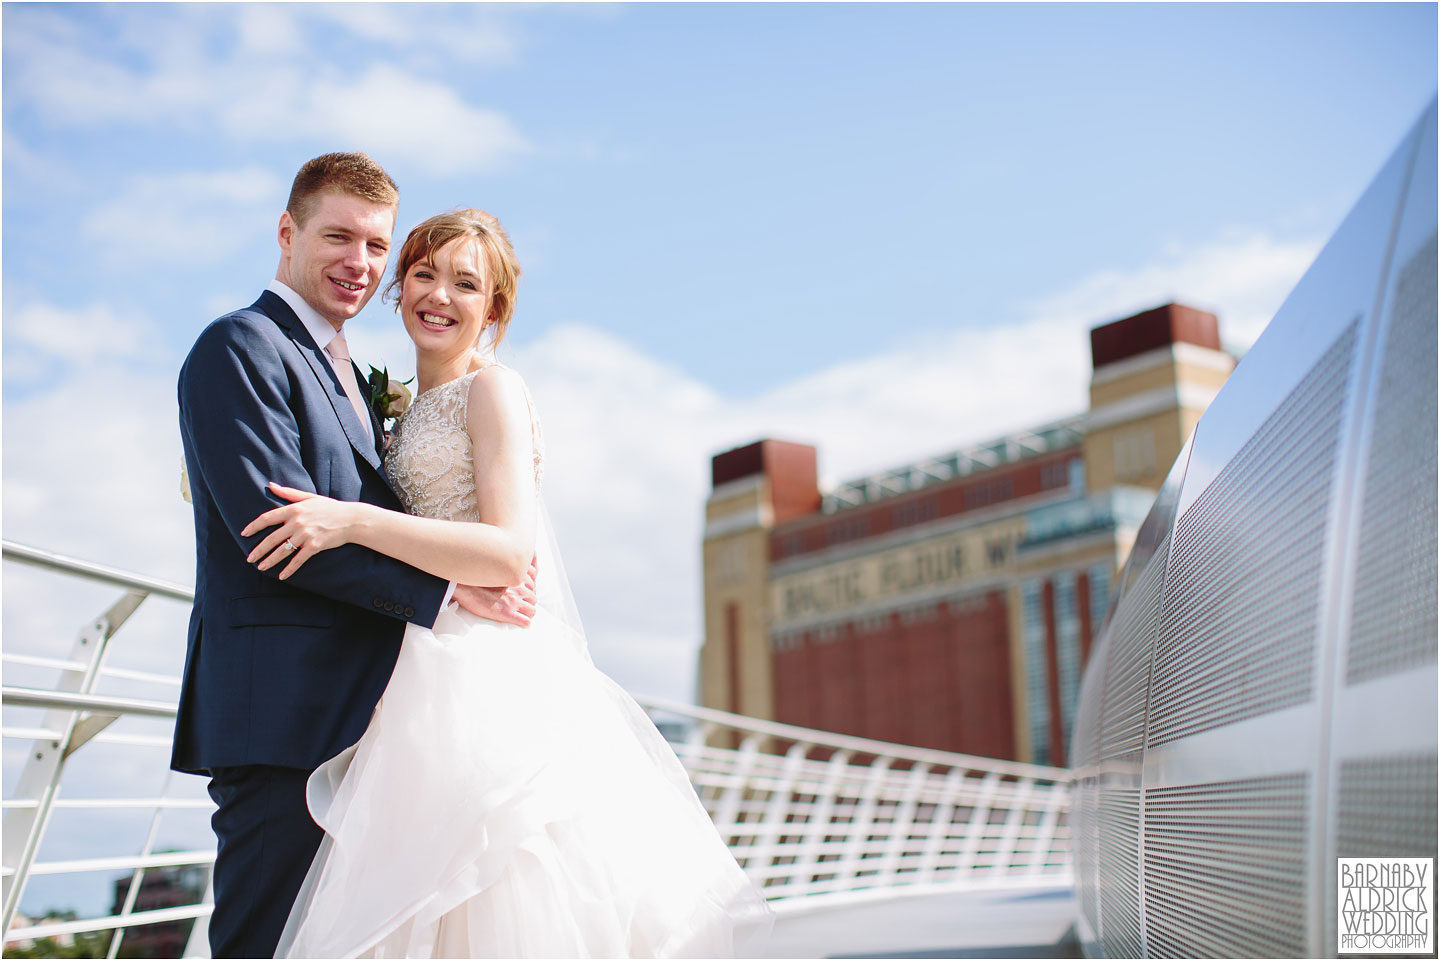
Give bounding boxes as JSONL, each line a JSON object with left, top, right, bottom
{"left": 174, "top": 152, "right": 534, "bottom": 958}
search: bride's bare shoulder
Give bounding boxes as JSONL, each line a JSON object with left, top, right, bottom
{"left": 463, "top": 363, "right": 530, "bottom": 428}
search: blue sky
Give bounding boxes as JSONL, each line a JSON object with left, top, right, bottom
{"left": 1, "top": 1, "right": 1435, "bottom": 916}
{"left": 4, "top": 4, "right": 1435, "bottom": 392}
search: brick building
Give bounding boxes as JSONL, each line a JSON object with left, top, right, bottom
{"left": 700, "top": 303, "right": 1235, "bottom": 764}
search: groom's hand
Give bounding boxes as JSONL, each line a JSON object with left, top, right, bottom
{"left": 453, "top": 555, "right": 538, "bottom": 628}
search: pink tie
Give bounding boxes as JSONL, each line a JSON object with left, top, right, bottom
{"left": 326, "top": 330, "right": 373, "bottom": 442}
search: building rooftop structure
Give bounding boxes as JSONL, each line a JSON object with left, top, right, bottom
{"left": 819, "top": 417, "right": 1087, "bottom": 513}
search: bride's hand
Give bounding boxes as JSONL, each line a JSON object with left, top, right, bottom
{"left": 242, "top": 482, "right": 362, "bottom": 580}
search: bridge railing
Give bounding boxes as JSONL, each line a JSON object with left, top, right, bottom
{"left": 643, "top": 697, "right": 1072, "bottom": 905}
{"left": 1, "top": 540, "right": 1072, "bottom": 954}
{"left": 1, "top": 542, "right": 213, "bottom": 957}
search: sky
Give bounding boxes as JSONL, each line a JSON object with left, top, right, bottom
{"left": 1, "top": 1, "right": 1435, "bottom": 918}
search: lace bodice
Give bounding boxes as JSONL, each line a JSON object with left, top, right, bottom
{"left": 383, "top": 366, "right": 544, "bottom": 522}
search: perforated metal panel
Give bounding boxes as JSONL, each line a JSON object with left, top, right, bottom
{"left": 1336, "top": 753, "right": 1438, "bottom": 859}
{"left": 1147, "top": 324, "right": 1357, "bottom": 746}
{"left": 1097, "top": 788, "right": 1142, "bottom": 958}
{"left": 1070, "top": 667, "right": 1104, "bottom": 936}
{"left": 1074, "top": 776, "right": 1101, "bottom": 936}
{"left": 1099, "top": 539, "right": 1169, "bottom": 760}
{"left": 1144, "top": 774, "right": 1309, "bottom": 957}
{"left": 1348, "top": 234, "right": 1439, "bottom": 684}
{"left": 1072, "top": 648, "right": 1105, "bottom": 770}
{"left": 1070, "top": 103, "right": 1437, "bottom": 960}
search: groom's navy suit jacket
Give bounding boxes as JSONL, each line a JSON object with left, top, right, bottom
{"left": 172, "top": 290, "right": 448, "bottom": 776}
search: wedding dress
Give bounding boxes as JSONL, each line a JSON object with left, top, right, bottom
{"left": 275, "top": 367, "right": 770, "bottom": 958}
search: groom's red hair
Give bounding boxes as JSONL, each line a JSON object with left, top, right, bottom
{"left": 286, "top": 152, "right": 399, "bottom": 227}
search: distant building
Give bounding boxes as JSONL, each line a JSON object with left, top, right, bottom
{"left": 5, "top": 912, "right": 77, "bottom": 951}
{"left": 700, "top": 303, "right": 1235, "bottom": 764}
{"left": 109, "top": 863, "right": 206, "bottom": 957}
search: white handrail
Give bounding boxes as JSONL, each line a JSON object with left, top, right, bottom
{"left": 2, "top": 687, "right": 180, "bottom": 719}
{"left": 3, "top": 540, "right": 205, "bottom": 955}
{"left": 637, "top": 699, "right": 1072, "bottom": 901}
{"left": 3, "top": 542, "right": 194, "bottom": 601}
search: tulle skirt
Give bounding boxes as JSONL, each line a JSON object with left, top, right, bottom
{"left": 275, "top": 603, "right": 770, "bottom": 958}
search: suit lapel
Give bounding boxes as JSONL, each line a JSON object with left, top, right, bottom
{"left": 355, "top": 359, "right": 389, "bottom": 464}
{"left": 254, "top": 292, "right": 384, "bottom": 475}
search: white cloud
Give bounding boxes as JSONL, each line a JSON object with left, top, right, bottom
{"left": 81, "top": 168, "right": 284, "bottom": 265}
{"left": 738, "top": 319, "right": 1090, "bottom": 483}
{"left": 203, "top": 291, "right": 255, "bottom": 321}
{"left": 5, "top": 7, "right": 531, "bottom": 179}
{"left": 1, "top": 300, "right": 169, "bottom": 407}
{"left": 2, "top": 333, "right": 192, "bottom": 587}
{"left": 1, "top": 131, "right": 80, "bottom": 191}
{"left": 4, "top": 302, "right": 153, "bottom": 367}
{"left": 300, "top": 5, "right": 522, "bottom": 67}
{"left": 4, "top": 9, "right": 170, "bottom": 125}
{"left": 220, "top": 63, "right": 531, "bottom": 177}
{"left": 233, "top": 3, "right": 305, "bottom": 57}
{"left": 1021, "top": 229, "right": 1322, "bottom": 354}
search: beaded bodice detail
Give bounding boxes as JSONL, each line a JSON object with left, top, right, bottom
{"left": 384, "top": 366, "right": 544, "bottom": 522}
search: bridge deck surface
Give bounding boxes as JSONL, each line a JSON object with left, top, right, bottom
{"left": 749, "top": 883, "right": 1080, "bottom": 959}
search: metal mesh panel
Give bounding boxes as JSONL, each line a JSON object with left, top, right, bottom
{"left": 1072, "top": 643, "right": 1104, "bottom": 770}
{"left": 1099, "top": 538, "right": 1169, "bottom": 760}
{"left": 1070, "top": 655, "right": 1104, "bottom": 936}
{"left": 1149, "top": 324, "right": 1357, "bottom": 746}
{"left": 1074, "top": 777, "right": 1101, "bottom": 936}
{"left": 1336, "top": 753, "right": 1438, "bottom": 859}
{"left": 1348, "top": 234, "right": 1439, "bottom": 684}
{"left": 1143, "top": 774, "right": 1309, "bottom": 957}
{"left": 1097, "top": 788, "right": 1142, "bottom": 958}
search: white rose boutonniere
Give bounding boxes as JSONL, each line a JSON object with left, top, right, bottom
{"left": 368, "top": 366, "right": 414, "bottom": 449}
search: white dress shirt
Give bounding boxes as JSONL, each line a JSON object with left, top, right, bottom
{"left": 268, "top": 279, "right": 344, "bottom": 357}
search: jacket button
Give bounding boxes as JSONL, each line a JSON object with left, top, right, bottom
{"left": 384, "top": 600, "right": 395, "bottom": 612}
{"left": 403, "top": 606, "right": 415, "bottom": 618}
{"left": 373, "top": 598, "right": 383, "bottom": 608}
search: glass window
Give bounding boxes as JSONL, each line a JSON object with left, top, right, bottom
{"left": 1022, "top": 579, "right": 1050, "bottom": 765}
{"left": 826, "top": 515, "right": 872, "bottom": 546}
{"left": 1040, "top": 461, "right": 1068, "bottom": 489}
{"left": 965, "top": 477, "right": 1014, "bottom": 509}
{"left": 892, "top": 497, "right": 938, "bottom": 529}
{"left": 1054, "top": 572, "right": 1081, "bottom": 752}
{"left": 1088, "top": 562, "right": 1112, "bottom": 638}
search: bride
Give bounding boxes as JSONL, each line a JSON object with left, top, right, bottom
{"left": 239, "top": 209, "right": 770, "bottom": 958}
